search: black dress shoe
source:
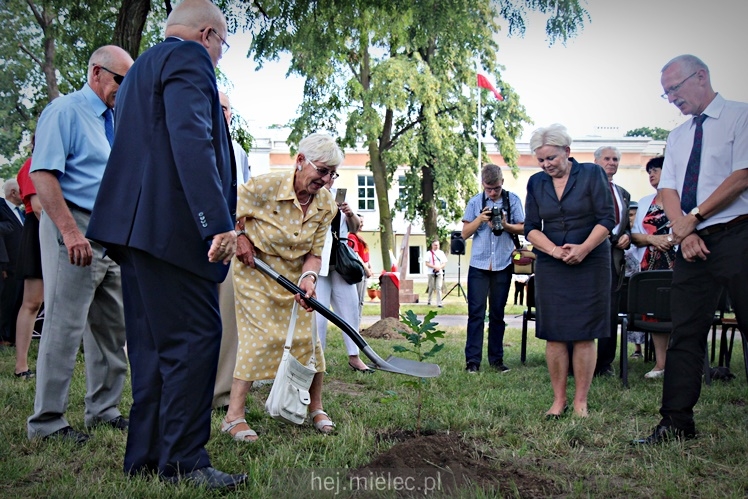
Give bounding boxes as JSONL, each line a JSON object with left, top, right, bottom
{"left": 44, "top": 426, "right": 90, "bottom": 445}
{"left": 632, "top": 424, "right": 696, "bottom": 445}
{"left": 88, "top": 415, "right": 129, "bottom": 431}
{"left": 105, "top": 415, "right": 129, "bottom": 430}
{"left": 163, "top": 467, "right": 247, "bottom": 490}
{"left": 465, "top": 362, "right": 479, "bottom": 373}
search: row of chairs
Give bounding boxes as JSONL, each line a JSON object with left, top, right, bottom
{"left": 519, "top": 271, "right": 747, "bottom": 387}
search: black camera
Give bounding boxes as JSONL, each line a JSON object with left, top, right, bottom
{"left": 490, "top": 206, "right": 505, "bottom": 236}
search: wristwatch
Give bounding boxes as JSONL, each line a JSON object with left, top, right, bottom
{"left": 689, "top": 207, "right": 705, "bottom": 222}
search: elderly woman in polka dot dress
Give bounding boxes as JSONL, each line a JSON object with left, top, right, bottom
{"left": 220, "top": 133, "right": 342, "bottom": 442}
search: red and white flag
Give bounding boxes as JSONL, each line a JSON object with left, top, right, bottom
{"left": 477, "top": 74, "right": 503, "bottom": 101}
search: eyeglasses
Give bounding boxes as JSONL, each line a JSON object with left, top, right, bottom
{"left": 99, "top": 66, "right": 124, "bottom": 85}
{"left": 306, "top": 158, "right": 339, "bottom": 180}
{"left": 201, "top": 28, "right": 230, "bottom": 55}
{"left": 661, "top": 71, "right": 697, "bottom": 99}
{"left": 483, "top": 184, "right": 502, "bottom": 193}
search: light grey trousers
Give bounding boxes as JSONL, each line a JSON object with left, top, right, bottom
{"left": 27, "top": 209, "right": 128, "bottom": 439}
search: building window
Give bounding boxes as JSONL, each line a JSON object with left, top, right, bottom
{"left": 398, "top": 175, "right": 407, "bottom": 201}
{"left": 358, "top": 175, "right": 376, "bottom": 211}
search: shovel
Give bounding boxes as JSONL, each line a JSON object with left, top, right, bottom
{"left": 253, "top": 258, "right": 441, "bottom": 378}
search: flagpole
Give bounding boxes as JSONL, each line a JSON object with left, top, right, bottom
{"left": 477, "top": 85, "right": 482, "bottom": 170}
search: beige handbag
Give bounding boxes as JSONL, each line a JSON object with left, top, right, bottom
{"left": 265, "top": 272, "right": 318, "bottom": 425}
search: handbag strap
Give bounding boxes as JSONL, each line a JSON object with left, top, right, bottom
{"left": 284, "top": 270, "right": 319, "bottom": 367}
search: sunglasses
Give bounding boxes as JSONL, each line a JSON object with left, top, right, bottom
{"left": 100, "top": 66, "right": 124, "bottom": 85}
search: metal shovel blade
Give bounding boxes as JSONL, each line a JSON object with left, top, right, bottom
{"left": 253, "top": 258, "right": 441, "bottom": 378}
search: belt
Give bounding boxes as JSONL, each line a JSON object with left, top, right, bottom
{"left": 65, "top": 200, "right": 92, "bottom": 215}
{"left": 697, "top": 214, "right": 748, "bottom": 236}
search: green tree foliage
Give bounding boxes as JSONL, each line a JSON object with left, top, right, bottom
{"left": 625, "top": 127, "right": 670, "bottom": 141}
{"left": 0, "top": 0, "right": 169, "bottom": 179}
{"left": 230, "top": 0, "right": 588, "bottom": 268}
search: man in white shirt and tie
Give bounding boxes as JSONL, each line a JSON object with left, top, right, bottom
{"left": 425, "top": 239, "right": 447, "bottom": 307}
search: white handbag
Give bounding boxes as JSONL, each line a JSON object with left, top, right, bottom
{"left": 265, "top": 272, "right": 318, "bottom": 425}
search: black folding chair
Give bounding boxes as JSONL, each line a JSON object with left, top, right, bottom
{"left": 620, "top": 271, "right": 675, "bottom": 387}
{"left": 710, "top": 290, "right": 748, "bottom": 383}
{"left": 520, "top": 275, "right": 535, "bottom": 365}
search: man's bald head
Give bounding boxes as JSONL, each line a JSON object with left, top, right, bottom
{"left": 87, "top": 45, "right": 134, "bottom": 108}
{"left": 165, "top": 0, "right": 228, "bottom": 68}
{"left": 166, "top": 0, "right": 225, "bottom": 31}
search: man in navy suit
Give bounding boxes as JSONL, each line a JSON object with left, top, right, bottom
{"left": 87, "top": 0, "right": 245, "bottom": 490}
{"left": 0, "top": 179, "right": 24, "bottom": 346}
{"left": 594, "top": 146, "right": 631, "bottom": 376}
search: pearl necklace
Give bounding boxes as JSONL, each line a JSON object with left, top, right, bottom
{"left": 298, "top": 194, "right": 313, "bottom": 206}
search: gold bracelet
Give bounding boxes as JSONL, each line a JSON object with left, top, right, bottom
{"left": 551, "top": 246, "right": 557, "bottom": 257}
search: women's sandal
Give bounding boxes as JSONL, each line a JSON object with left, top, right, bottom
{"left": 14, "top": 370, "right": 35, "bottom": 379}
{"left": 348, "top": 362, "right": 375, "bottom": 374}
{"left": 644, "top": 369, "right": 665, "bottom": 379}
{"left": 309, "top": 409, "right": 336, "bottom": 434}
{"left": 221, "top": 417, "right": 258, "bottom": 442}
{"left": 545, "top": 404, "right": 569, "bottom": 420}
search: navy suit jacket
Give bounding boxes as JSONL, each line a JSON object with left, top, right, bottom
{"left": 610, "top": 183, "right": 631, "bottom": 277}
{"left": 88, "top": 38, "right": 236, "bottom": 282}
{"left": 524, "top": 158, "right": 616, "bottom": 263}
{"left": 0, "top": 203, "right": 23, "bottom": 272}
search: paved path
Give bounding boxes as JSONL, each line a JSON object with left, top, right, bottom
{"left": 360, "top": 313, "right": 526, "bottom": 329}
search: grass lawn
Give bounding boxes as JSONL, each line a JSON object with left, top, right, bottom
{"left": 1, "top": 297, "right": 747, "bottom": 497}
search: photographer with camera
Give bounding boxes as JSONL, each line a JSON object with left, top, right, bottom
{"left": 461, "top": 164, "right": 525, "bottom": 373}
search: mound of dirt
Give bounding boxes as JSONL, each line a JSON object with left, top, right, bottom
{"left": 349, "top": 432, "right": 561, "bottom": 497}
{"left": 360, "top": 317, "right": 411, "bottom": 340}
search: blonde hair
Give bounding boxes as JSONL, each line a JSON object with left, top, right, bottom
{"left": 529, "top": 124, "right": 572, "bottom": 152}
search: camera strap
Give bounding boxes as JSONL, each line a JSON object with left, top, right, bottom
{"left": 482, "top": 190, "right": 521, "bottom": 249}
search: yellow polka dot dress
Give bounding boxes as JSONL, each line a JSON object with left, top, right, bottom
{"left": 233, "top": 171, "right": 336, "bottom": 381}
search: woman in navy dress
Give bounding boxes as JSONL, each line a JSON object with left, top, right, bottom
{"left": 524, "top": 124, "right": 616, "bottom": 418}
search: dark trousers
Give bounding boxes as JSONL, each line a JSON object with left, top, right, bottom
{"left": 660, "top": 221, "right": 748, "bottom": 431}
{"left": 0, "top": 271, "right": 23, "bottom": 343}
{"left": 596, "top": 261, "right": 622, "bottom": 373}
{"left": 117, "top": 248, "right": 221, "bottom": 477}
{"left": 465, "top": 265, "right": 512, "bottom": 366}
{"left": 513, "top": 281, "right": 525, "bottom": 306}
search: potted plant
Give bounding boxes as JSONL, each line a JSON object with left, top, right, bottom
{"left": 367, "top": 281, "right": 380, "bottom": 300}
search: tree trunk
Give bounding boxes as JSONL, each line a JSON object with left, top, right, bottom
{"left": 42, "top": 33, "right": 59, "bottom": 101}
{"left": 421, "top": 161, "right": 438, "bottom": 242}
{"left": 369, "top": 141, "right": 394, "bottom": 271}
{"left": 113, "top": 0, "right": 151, "bottom": 59}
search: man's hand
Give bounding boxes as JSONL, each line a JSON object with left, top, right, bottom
{"left": 669, "top": 215, "right": 699, "bottom": 244}
{"left": 63, "top": 228, "right": 93, "bottom": 267}
{"left": 679, "top": 233, "right": 710, "bottom": 262}
{"left": 208, "top": 230, "right": 237, "bottom": 264}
